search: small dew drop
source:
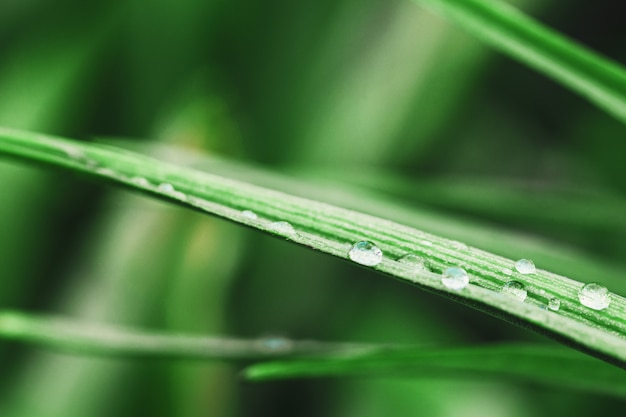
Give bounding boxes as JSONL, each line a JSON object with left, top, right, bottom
{"left": 450, "top": 241, "right": 468, "bottom": 250}
{"left": 256, "top": 336, "right": 293, "bottom": 354}
{"left": 131, "top": 177, "right": 150, "bottom": 187}
{"left": 95, "top": 167, "right": 116, "bottom": 177}
{"left": 158, "top": 183, "right": 175, "bottom": 193}
{"left": 60, "top": 145, "right": 96, "bottom": 167}
{"left": 158, "top": 183, "right": 187, "bottom": 200}
{"left": 502, "top": 268, "right": 513, "bottom": 276}
{"left": 267, "top": 221, "right": 296, "bottom": 236}
{"left": 348, "top": 241, "right": 383, "bottom": 267}
{"left": 242, "top": 210, "right": 258, "bottom": 220}
{"left": 62, "top": 145, "right": 84, "bottom": 159}
{"left": 515, "top": 259, "right": 536, "bottom": 274}
{"left": 502, "top": 281, "right": 527, "bottom": 302}
{"left": 578, "top": 283, "right": 611, "bottom": 311}
{"left": 548, "top": 297, "right": 561, "bottom": 311}
{"left": 441, "top": 267, "right": 469, "bottom": 291}
{"left": 421, "top": 240, "right": 433, "bottom": 247}
{"left": 397, "top": 254, "right": 429, "bottom": 273}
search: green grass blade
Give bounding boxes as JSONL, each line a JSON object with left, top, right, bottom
{"left": 1, "top": 127, "right": 626, "bottom": 370}
{"left": 0, "top": 311, "right": 377, "bottom": 360}
{"left": 1, "top": 311, "right": 623, "bottom": 398}
{"left": 244, "top": 344, "right": 626, "bottom": 398}
{"left": 413, "top": 0, "right": 626, "bottom": 124}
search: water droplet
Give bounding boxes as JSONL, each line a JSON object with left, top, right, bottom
{"left": 578, "top": 283, "right": 611, "bottom": 311}
{"left": 502, "top": 268, "right": 513, "bottom": 276}
{"left": 158, "top": 183, "right": 175, "bottom": 193}
{"left": 501, "top": 281, "right": 527, "bottom": 301}
{"left": 539, "top": 289, "right": 546, "bottom": 295}
{"left": 348, "top": 241, "right": 383, "bottom": 267}
{"left": 59, "top": 144, "right": 97, "bottom": 167}
{"left": 450, "top": 241, "right": 468, "bottom": 250}
{"left": 256, "top": 336, "right": 293, "bottom": 354}
{"left": 421, "top": 240, "right": 433, "bottom": 247}
{"left": 548, "top": 297, "right": 561, "bottom": 311}
{"left": 242, "top": 210, "right": 258, "bottom": 220}
{"left": 267, "top": 221, "right": 296, "bottom": 236}
{"left": 95, "top": 167, "right": 116, "bottom": 177}
{"left": 61, "top": 145, "right": 87, "bottom": 161}
{"left": 158, "top": 183, "right": 187, "bottom": 200}
{"left": 398, "top": 254, "right": 429, "bottom": 273}
{"left": 131, "top": 177, "right": 150, "bottom": 187}
{"left": 441, "top": 267, "right": 469, "bottom": 291}
{"left": 515, "top": 259, "right": 536, "bottom": 274}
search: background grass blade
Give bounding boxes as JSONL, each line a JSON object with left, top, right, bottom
{"left": 412, "top": 0, "right": 626, "bottom": 124}
{"left": 1, "top": 311, "right": 623, "bottom": 399}
{"left": 1, "top": 127, "right": 626, "bottom": 371}
{"left": 244, "top": 343, "right": 626, "bottom": 398}
{"left": 0, "top": 311, "right": 378, "bottom": 360}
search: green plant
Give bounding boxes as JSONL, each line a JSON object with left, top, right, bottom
{"left": 0, "top": 0, "right": 625, "bottom": 415}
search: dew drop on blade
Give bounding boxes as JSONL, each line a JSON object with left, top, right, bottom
{"left": 158, "top": 183, "right": 187, "bottom": 200}
{"left": 158, "top": 183, "right": 175, "bottom": 193}
{"left": 348, "top": 241, "right": 383, "bottom": 267}
{"left": 450, "top": 241, "right": 468, "bottom": 250}
{"left": 131, "top": 177, "right": 150, "bottom": 187}
{"left": 501, "top": 281, "right": 527, "bottom": 302}
{"left": 267, "top": 221, "right": 296, "bottom": 236}
{"left": 501, "top": 268, "right": 513, "bottom": 276}
{"left": 95, "top": 167, "right": 116, "bottom": 177}
{"left": 398, "top": 254, "right": 429, "bottom": 274}
{"left": 515, "top": 259, "right": 536, "bottom": 274}
{"left": 441, "top": 267, "right": 469, "bottom": 291}
{"left": 548, "top": 297, "right": 561, "bottom": 311}
{"left": 242, "top": 210, "right": 258, "bottom": 220}
{"left": 256, "top": 336, "right": 293, "bottom": 354}
{"left": 578, "top": 283, "right": 610, "bottom": 310}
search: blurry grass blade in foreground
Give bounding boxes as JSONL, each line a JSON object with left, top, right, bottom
{"left": 0, "top": 311, "right": 623, "bottom": 398}
{"left": 0, "top": 311, "right": 375, "bottom": 360}
{"left": 1, "top": 127, "right": 626, "bottom": 371}
{"left": 413, "top": 0, "right": 626, "bottom": 124}
{"left": 244, "top": 344, "right": 626, "bottom": 399}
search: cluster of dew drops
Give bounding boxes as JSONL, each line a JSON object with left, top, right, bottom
{"left": 347, "top": 240, "right": 612, "bottom": 312}
{"left": 58, "top": 144, "right": 614, "bottom": 313}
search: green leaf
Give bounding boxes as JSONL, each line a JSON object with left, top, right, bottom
{"left": 412, "top": 0, "right": 626, "bottom": 124}
{"left": 244, "top": 343, "right": 626, "bottom": 398}
{"left": 1, "top": 126, "right": 626, "bottom": 371}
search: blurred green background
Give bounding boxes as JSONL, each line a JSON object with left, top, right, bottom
{"left": 1, "top": 0, "right": 625, "bottom": 415}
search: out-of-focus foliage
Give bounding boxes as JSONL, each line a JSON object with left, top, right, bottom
{"left": 0, "top": 0, "right": 624, "bottom": 415}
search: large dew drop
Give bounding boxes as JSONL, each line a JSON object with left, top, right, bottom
{"left": 501, "top": 281, "right": 527, "bottom": 302}
{"left": 515, "top": 259, "right": 536, "bottom": 274}
{"left": 348, "top": 241, "right": 383, "bottom": 267}
{"left": 441, "top": 267, "right": 469, "bottom": 291}
{"left": 578, "top": 283, "right": 611, "bottom": 311}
